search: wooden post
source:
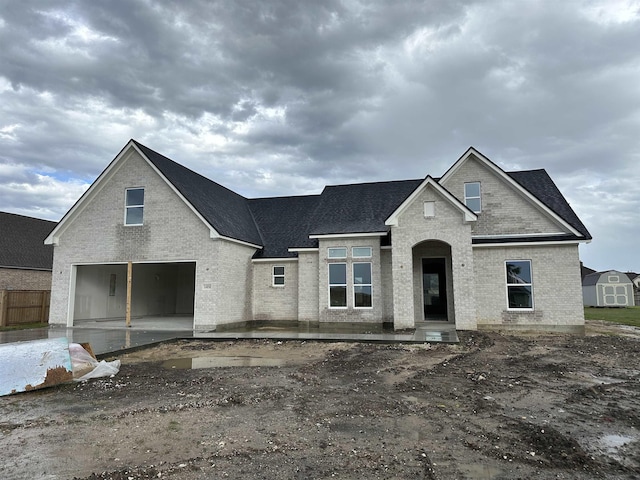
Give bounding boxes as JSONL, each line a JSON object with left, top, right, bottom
{"left": 126, "top": 261, "right": 133, "bottom": 327}
{"left": 0, "top": 290, "right": 7, "bottom": 327}
{"left": 39, "top": 291, "right": 49, "bottom": 324}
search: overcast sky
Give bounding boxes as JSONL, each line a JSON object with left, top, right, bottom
{"left": 0, "top": 0, "right": 638, "bottom": 272}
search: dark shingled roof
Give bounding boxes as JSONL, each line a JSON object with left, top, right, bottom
{"left": 583, "top": 271, "right": 632, "bottom": 286}
{"left": 0, "top": 212, "right": 56, "bottom": 270}
{"left": 308, "top": 179, "right": 423, "bottom": 235}
{"left": 249, "top": 195, "right": 320, "bottom": 258}
{"left": 507, "top": 170, "right": 591, "bottom": 239}
{"left": 134, "top": 141, "right": 263, "bottom": 246}
{"left": 581, "top": 263, "right": 597, "bottom": 279}
{"left": 131, "top": 141, "right": 591, "bottom": 258}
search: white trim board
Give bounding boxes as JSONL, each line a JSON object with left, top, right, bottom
{"left": 385, "top": 176, "right": 477, "bottom": 226}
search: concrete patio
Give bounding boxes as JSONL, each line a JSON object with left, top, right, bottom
{"left": 0, "top": 316, "right": 459, "bottom": 357}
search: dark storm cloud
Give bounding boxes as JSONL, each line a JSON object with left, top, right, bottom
{"left": 0, "top": 0, "right": 639, "bottom": 270}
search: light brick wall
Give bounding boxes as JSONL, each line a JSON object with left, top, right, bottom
{"left": 391, "top": 185, "right": 476, "bottom": 330}
{"left": 441, "top": 155, "right": 566, "bottom": 236}
{"left": 473, "top": 244, "right": 584, "bottom": 329}
{"left": 49, "top": 149, "right": 257, "bottom": 328}
{"left": 208, "top": 240, "right": 256, "bottom": 328}
{"left": 297, "top": 251, "right": 319, "bottom": 322}
{"left": 318, "top": 238, "right": 382, "bottom": 323}
{"left": 252, "top": 260, "right": 298, "bottom": 321}
{"left": 0, "top": 268, "right": 52, "bottom": 290}
{"left": 380, "top": 248, "right": 394, "bottom": 322}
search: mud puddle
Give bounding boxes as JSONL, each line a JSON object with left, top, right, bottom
{"left": 162, "top": 356, "right": 286, "bottom": 369}
{"left": 599, "top": 434, "right": 636, "bottom": 455}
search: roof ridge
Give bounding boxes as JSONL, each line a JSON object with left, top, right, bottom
{"left": 506, "top": 168, "right": 546, "bottom": 173}
{"left": 249, "top": 193, "right": 321, "bottom": 202}
{"left": 324, "top": 178, "right": 423, "bottom": 189}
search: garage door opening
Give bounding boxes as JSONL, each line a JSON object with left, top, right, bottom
{"left": 72, "top": 262, "right": 195, "bottom": 329}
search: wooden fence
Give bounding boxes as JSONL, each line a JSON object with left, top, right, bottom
{"left": 0, "top": 290, "right": 50, "bottom": 327}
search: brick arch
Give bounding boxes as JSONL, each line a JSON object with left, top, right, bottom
{"left": 411, "top": 240, "right": 454, "bottom": 323}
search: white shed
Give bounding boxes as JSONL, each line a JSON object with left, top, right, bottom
{"left": 582, "top": 270, "right": 635, "bottom": 307}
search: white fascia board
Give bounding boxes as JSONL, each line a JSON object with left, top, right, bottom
{"left": 385, "top": 176, "right": 477, "bottom": 226}
{"left": 137, "top": 143, "right": 224, "bottom": 241}
{"left": 139, "top": 146, "right": 263, "bottom": 250}
{"left": 440, "top": 147, "right": 583, "bottom": 237}
{"left": 288, "top": 247, "right": 319, "bottom": 252}
{"left": 252, "top": 257, "right": 299, "bottom": 263}
{"left": 213, "top": 235, "right": 262, "bottom": 249}
{"left": 473, "top": 232, "right": 569, "bottom": 239}
{"left": 45, "top": 140, "right": 138, "bottom": 245}
{"left": 308, "top": 232, "right": 388, "bottom": 239}
{"left": 439, "top": 147, "right": 484, "bottom": 184}
{"left": 71, "top": 259, "right": 197, "bottom": 266}
{"left": 473, "top": 240, "right": 585, "bottom": 248}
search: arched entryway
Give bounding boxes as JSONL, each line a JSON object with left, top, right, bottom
{"left": 412, "top": 240, "right": 454, "bottom": 323}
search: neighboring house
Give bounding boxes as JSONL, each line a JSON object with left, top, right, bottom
{"left": 45, "top": 140, "right": 592, "bottom": 332}
{"left": 582, "top": 271, "right": 635, "bottom": 307}
{"left": 580, "top": 262, "right": 596, "bottom": 280}
{"left": 624, "top": 272, "right": 640, "bottom": 306}
{"left": 0, "top": 212, "right": 56, "bottom": 290}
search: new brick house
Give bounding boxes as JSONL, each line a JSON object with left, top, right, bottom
{"left": 45, "top": 140, "right": 591, "bottom": 332}
{"left": 0, "top": 211, "right": 55, "bottom": 290}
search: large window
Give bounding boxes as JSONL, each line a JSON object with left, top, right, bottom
{"left": 125, "top": 188, "right": 145, "bottom": 225}
{"left": 353, "top": 262, "right": 372, "bottom": 308}
{"left": 464, "top": 182, "right": 481, "bottom": 213}
{"left": 506, "top": 260, "right": 533, "bottom": 309}
{"left": 273, "top": 266, "right": 285, "bottom": 286}
{"left": 329, "top": 263, "right": 347, "bottom": 307}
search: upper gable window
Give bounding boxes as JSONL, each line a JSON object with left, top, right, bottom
{"left": 125, "top": 188, "right": 144, "bottom": 225}
{"left": 464, "top": 182, "right": 481, "bottom": 213}
{"left": 328, "top": 247, "right": 347, "bottom": 259}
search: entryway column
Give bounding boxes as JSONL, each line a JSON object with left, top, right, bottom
{"left": 450, "top": 244, "right": 477, "bottom": 330}
{"left": 125, "top": 261, "right": 132, "bottom": 327}
{"left": 391, "top": 243, "right": 414, "bottom": 330}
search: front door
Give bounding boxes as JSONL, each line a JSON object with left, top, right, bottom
{"left": 422, "top": 258, "right": 447, "bottom": 319}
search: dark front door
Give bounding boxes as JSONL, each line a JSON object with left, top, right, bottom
{"left": 422, "top": 258, "right": 447, "bottom": 319}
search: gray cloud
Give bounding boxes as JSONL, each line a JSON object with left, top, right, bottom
{"left": 0, "top": 0, "right": 639, "bottom": 271}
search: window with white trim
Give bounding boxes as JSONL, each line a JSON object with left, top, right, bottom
{"left": 353, "top": 262, "right": 372, "bottom": 308}
{"left": 273, "top": 266, "right": 285, "bottom": 286}
{"left": 328, "top": 247, "right": 347, "bottom": 259}
{"left": 329, "top": 263, "right": 347, "bottom": 307}
{"left": 464, "top": 182, "right": 481, "bottom": 213}
{"left": 352, "top": 246, "right": 372, "bottom": 258}
{"left": 506, "top": 260, "right": 533, "bottom": 309}
{"left": 125, "top": 188, "right": 145, "bottom": 225}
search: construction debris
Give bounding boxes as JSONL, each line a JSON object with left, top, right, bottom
{"left": 0, "top": 337, "right": 120, "bottom": 396}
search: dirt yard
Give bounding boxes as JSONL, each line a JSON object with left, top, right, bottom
{"left": 1, "top": 322, "right": 639, "bottom": 479}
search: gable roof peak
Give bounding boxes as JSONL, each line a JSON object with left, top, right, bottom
{"left": 131, "top": 140, "right": 248, "bottom": 201}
